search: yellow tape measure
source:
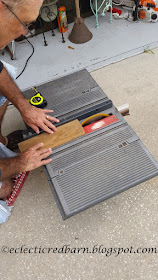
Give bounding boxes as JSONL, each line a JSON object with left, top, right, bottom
{"left": 29, "top": 88, "right": 47, "bottom": 108}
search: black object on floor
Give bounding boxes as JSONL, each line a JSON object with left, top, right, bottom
{"left": 6, "top": 130, "right": 24, "bottom": 152}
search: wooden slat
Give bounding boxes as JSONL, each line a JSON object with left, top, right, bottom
{"left": 18, "top": 119, "right": 85, "bottom": 152}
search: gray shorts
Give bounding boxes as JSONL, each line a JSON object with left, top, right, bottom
{"left": 0, "top": 143, "right": 17, "bottom": 188}
{"left": 0, "top": 59, "right": 17, "bottom": 108}
{"left": 0, "top": 94, "right": 7, "bottom": 107}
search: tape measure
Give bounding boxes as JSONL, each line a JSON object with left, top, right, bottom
{"left": 29, "top": 87, "right": 47, "bottom": 108}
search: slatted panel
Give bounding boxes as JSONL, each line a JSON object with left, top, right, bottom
{"left": 49, "top": 126, "right": 133, "bottom": 174}
{"left": 55, "top": 142, "right": 157, "bottom": 212}
{"left": 22, "top": 69, "right": 107, "bottom": 117}
{"left": 48, "top": 89, "right": 107, "bottom": 116}
{"left": 47, "top": 126, "right": 158, "bottom": 218}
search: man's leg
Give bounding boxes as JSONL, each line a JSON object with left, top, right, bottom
{"left": 0, "top": 100, "right": 8, "bottom": 145}
{"left": 0, "top": 179, "right": 13, "bottom": 199}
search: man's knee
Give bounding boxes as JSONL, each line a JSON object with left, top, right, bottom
{"left": 0, "top": 179, "right": 13, "bottom": 199}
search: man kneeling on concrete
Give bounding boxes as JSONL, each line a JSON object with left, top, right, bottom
{"left": 0, "top": 0, "right": 59, "bottom": 199}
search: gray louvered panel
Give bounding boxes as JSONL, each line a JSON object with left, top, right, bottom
{"left": 41, "top": 87, "right": 104, "bottom": 106}
{"left": 57, "top": 99, "right": 108, "bottom": 120}
{"left": 48, "top": 89, "right": 107, "bottom": 116}
{"left": 39, "top": 69, "right": 98, "bottom": 96}
{"left": 22, "top": 69, "right": 104, "bottom": 102}
{"left": 60, "top": 145, "right": 156, "bottom": 199}
{"left": 56, "top": 142, "right": 157, "bottom": 195}
{"left": 50, "top": 140, "right": 158, "bottom": 217}
{"left": 49, "top": 122, "right": 126, "bottom": 157}
{"left": 49, "top": 125, "right": 133, "bottom": 175}
{"left": 22, "top": 69, "right": 107, "bottom": 118}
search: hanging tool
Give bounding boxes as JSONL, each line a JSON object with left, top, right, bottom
{"left": 39, "top": 0, "right": 65, "bottom": 44}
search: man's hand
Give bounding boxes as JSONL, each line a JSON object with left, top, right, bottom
{"left": 17, "top": 143, "right": 53, "bottom": 172}
{"left": 0, "top": 143, "right": 53, "bottom": 181}
{"left": 20, "top": 103, "right": 60, "bottom": 134}
{"left": 0, "top": 68, "right": 59, "bottom": 134}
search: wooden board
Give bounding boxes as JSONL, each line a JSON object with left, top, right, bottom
{"left": 18, "top": 119, "right": 85, "bottom": 152}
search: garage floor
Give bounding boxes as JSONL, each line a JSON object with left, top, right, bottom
{"left": 1, "top": 14, "right": 158, "bottom": 90}
{"left": 0, "top": 13, "right": 158, "bottom": 280}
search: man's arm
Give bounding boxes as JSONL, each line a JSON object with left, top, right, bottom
{"left": 0, "top": 67, "right": 59, "bottom": 134}
{"left": 0, "top": 143, "right": 52, "bottom": 181}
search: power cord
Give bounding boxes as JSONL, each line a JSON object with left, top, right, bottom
{"left": 16, "top": 36, "right": 35, "bottom": 80}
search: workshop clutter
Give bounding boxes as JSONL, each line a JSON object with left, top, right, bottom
{"left": 91, "top": 0, "right": 122, "bottom": 16}
{"left": 108, "top": 7, "right": 122, "bottom": 16}
{"left": 57, "top": 6, "right": 68, "bottom": 33}
{"left": 40, "top": 0, "right": 58, "bottom": 22}
{"left": 113, "top": 0, "right": 158, "bottom": 22}
{"left": 134, "top": 0, "right": 158, "bottom": 22}
{"left": 39, "top": 0, "right": 67, "bottom": 44}
{"left": 90, "top": 0, "right": 158, "bottom": 22}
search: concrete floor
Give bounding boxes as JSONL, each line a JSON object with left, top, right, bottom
{"left": 0, "top": 46, "right": 158, "bottom": 279}
{"left": 2, "top": 14, "right": 158, "bottom": 91}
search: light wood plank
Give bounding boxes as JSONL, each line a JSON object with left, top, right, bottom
{"left": 18, "top": 119, "right": 85, "bottom": 152}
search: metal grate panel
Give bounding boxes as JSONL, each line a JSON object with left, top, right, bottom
{"left": 46, "top": 126, "right": 158, "bottom": 219}
{"left": 49, "top": 126, "right": 134, "bottom": 174}
{"left": 48, "top": 88, "right": 107, "bottom": 116}
{"left": 22, "top": 69, "right": 107, "bottom": 117}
